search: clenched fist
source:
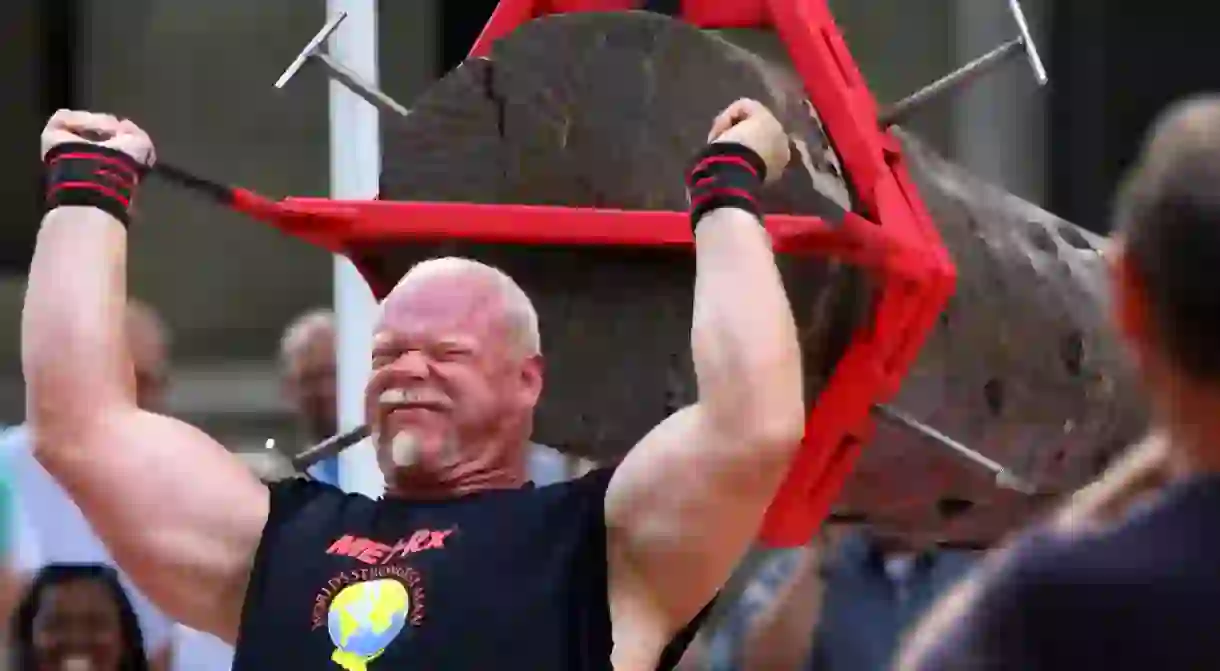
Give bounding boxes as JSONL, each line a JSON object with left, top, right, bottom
{"left": 41, "top": 110, "right": 156, "bottom": 167}
{"left": 706, "top": 99, "right": 790, "bottom": 184}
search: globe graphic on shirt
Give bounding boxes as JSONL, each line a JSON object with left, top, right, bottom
{"left": 326, "top": 579, "right": 410, "bottom": 671}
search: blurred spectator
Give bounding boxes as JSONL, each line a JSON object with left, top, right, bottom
{"left": 10, "top": 563, "right": 149, "bottom": 671}
{"left": 897, "top": 95, "right": 1220, "bottom": 670}
{"left": 0, "top": 461, "right": 41, "bottom": 626}
{"left": 0, "top": 301, "right": 173, "bottom": 669}
{"left": 527, "top": 441, "right": 576, "bottom": 486}
{"left": 705, "top": 528, "right": 976, "bottom": 671}
{"left": 279, "top": 310, "right": 338, "bottom": 454}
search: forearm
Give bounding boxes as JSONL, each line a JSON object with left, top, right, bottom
{"left": 691, "top": 208, "right": 804, "bottom": 448}
{"left": 741, "top": 552, "right": 825, "bottom": 671}
{"left": 23, "top": 206, "right": 135, "bottom": 437}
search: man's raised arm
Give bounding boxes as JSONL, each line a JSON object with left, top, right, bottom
{"left": 23, "top": 111, "right": 268, "bottom": 641}
{"left": 605, "top": 100, "right": 806, "bottom": 637}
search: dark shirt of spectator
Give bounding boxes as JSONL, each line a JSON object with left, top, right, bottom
{"left": 901, "top": 473, "right": 1220, "bottom": 669}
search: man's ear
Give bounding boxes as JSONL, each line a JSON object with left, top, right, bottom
{"left": 1109, "top": 245, "right": 1151, "bottom": 349}
{"left": 520, "top": 355, "right": 544, "bottom": 407}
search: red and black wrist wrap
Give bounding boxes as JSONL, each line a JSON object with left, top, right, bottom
{"left": 686, "top": 142, "right": 767, "bottom": 231}
{"left": 43, "top": 142, "right": 146, "bottom": 228}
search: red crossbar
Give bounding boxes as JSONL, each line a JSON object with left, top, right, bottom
{"left": 235, "top": 0, "right": 955, "bottom": 547}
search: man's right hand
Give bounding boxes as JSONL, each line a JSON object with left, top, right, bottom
{"left": 41, "top": 110, "right": 157, "bottom": 166}
{"left": 706, "top": 98, "right": 791, "bottom": 184}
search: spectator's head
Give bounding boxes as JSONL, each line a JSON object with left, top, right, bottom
{"left": 11, "top": 564, "right": 149, "bottom": 671}
{"left": 1111, "top": 96, "right": 1220, "bottom": 426}
{"left": 280, "top": 309, "right": 338, "bottom": 443}
{"left": 126, "top": 300, "right": 169, "bottom": 412}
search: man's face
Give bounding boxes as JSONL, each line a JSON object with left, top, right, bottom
{"left": 283, "top": 325, "right": 338, "bottom": 442}
{"left": 364, "top": 271, "right": 542, "bottom": 478}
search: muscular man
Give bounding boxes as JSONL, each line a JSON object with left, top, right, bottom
{"left": 23, "top": 100, "right": 804, "bottom": 670}
{"left": 896, "top": 95, "right": 1220, "bottom": 669}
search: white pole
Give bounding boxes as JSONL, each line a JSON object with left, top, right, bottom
{"left": 328, "top": 0, "right": 384, "bottom": 498}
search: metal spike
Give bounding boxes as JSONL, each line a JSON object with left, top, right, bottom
{"left": 275, "top": 12, "right": 411, "bottom": 120}
{"left": 872, "top": 404, "right": 1038, "bottom": 494}
{"left": 880, "top": 0, "right": 1047, "bottom": 127}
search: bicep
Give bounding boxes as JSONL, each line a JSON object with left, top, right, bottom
{"left": 605, "top": 405, "right": 785, "bottom": 633}
{"left": 34, "top": 408, "right": 268, "bottom": 635}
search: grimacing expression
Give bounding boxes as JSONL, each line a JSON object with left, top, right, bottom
{"left": 363, "top": 268, "right": 541, "bottom": 475}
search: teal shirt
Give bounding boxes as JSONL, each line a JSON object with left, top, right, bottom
{"left": 0, "top": 450, "right": 12, "bottom": 558}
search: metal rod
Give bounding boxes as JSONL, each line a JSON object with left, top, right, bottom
{"left": 275, "top": 12, "right": 348, "bottom": 89}
{"left": 291, "top": 424, "right": 371, "bottom": 470}
{"left": 880, "top": 37, "right": 1024, "bottom": 127}
{"left": 1008, "top": 0, "right": 1048, "bottom": 85}
{"left": 315, "top": 53, "right": 411, "bottom": 119}
{"left": 872, "top": 404, "right": 1037, "bottom": 494}
{"left": 881, "top": 0, "right": 1047, "bottom": 126}
{"left": 275, "top": 12, "right": 411, "bottom": 122}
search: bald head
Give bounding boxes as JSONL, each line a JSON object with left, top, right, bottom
{"left": 280, "top": 309, "right": 338, "bottom": 442}
{"left": 386, "top": 257, "right": 541, "bottom": 357}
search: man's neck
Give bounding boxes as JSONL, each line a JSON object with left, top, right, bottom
{"left": 383, "top": 433, "right": 531, "bottom": 500}
{"left": 1160, "top": 382, "right": 1220, "bottom": 478}
{"left": 385, "top": 467, "right": 526, "bottom": 500}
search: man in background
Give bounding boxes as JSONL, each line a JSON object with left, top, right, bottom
{"left": 700, "top": 527, "right": 975, "bottom": 671}
{"left": 0, "top": 300, "right": 174, "bottom": 669}
{"left": 278, "top": 309, "right": 339, "bottom": 482}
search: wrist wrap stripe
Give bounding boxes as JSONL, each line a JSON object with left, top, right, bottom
{"left": 686, "top": 142, "right": 767, "bottom": 230}
{"left": 44, "top": 143, "right": 146, "bottom": 227}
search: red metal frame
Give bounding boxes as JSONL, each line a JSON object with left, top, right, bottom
{"left": 237, "top": 0, "right": 955, "bottom": 546}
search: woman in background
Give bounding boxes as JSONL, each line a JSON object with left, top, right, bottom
{"left": 10, "top": 563, "right": 150, "bottom": 671}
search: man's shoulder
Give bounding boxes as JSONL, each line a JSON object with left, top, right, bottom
{"left": 264, "top": 477, "right": 363, "bottom": 524}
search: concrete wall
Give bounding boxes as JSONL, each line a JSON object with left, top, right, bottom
{"left": 830, "top": 0, "right": 957, "bottom": 154}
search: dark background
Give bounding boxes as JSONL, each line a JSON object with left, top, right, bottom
{"left": 1048, "top": 3, "right": 1220, "bottom": 233}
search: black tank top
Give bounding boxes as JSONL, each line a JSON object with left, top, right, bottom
{"left": 231, "top": 469, "right": 703, "bottom": 670}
